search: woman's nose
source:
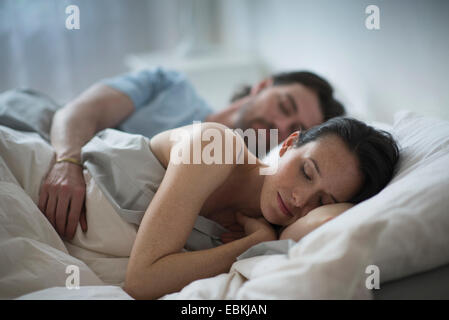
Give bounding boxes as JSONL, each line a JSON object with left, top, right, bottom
{"left": 292, "top": 185, "right": 317, "bottom": 211}
{"left": 291, "top": 186, "right": 307, "bottom": 208}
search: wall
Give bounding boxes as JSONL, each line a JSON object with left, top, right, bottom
{"left": 0, "top": 0, "right": 212, "bottom": 104}
{"left": 218, "top": 0, "right": 449, "bottom": 123}
{"left": 3, "top": 0, "right": 448, "bottom": 121}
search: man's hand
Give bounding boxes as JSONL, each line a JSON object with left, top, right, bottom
{"left": 38, "top": 162, "right": 87, "bottom": 240}
{"left": 41, "top": 83, "right": 135, "bottom": 239}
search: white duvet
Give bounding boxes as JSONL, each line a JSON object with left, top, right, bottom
{"left": 2, "top": 110, "right": 449, "bottom": 300}
{"left": 0, "top": 126, "right": 135, "bottom": 299}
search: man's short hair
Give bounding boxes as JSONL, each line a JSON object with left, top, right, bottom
{"left": 230, "top": 71, "right": 345, "bottom": 121}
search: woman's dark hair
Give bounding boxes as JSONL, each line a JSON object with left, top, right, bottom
{"left": 295, "top": 117, "right": 400, "bottom": 204}
{"left": 230, "top": 71, "right": 345, "bottom": 121}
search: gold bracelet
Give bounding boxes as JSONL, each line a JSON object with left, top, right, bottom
{"left": 56, "top": 157, "right": 83, "bottom": 167}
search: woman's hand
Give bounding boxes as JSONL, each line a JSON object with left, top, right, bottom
{"left": 279, "top": 203, "right": 354, "bottom": 242}
{"left": 220, "top": 211, "right": 277, "bottom": 244}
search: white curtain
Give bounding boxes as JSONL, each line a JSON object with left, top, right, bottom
{"left": 0, "top": 0, "right": 217, "bottom": 104}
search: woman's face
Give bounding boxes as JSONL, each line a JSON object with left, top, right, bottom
{"left": 260, "top": 133, "right": 364, "bottom": 226}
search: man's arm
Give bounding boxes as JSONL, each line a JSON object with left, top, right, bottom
{"left": 52, "top": 67, "right": 183, "bottom": 162}
{"left": 40, "top": 68, "right": 184, "bottom": 240}
{"left": 51, "top": 83, "right": 135, "bottom": 161}
{"left": 39, "top": 83, "right": 135, "bottom": 240}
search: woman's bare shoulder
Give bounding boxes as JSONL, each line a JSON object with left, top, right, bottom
{"left": 149, "top": 122, "right": 254, "bottom": 168}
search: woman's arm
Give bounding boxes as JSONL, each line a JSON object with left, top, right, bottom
{"left": 125, "top": 123, "right": 274, "bottom": 300}
{"left": 126, "top": 228, "right": 272, "bottom": 300}
{"left": 279, "top": 203, "right": 354, "bottom": 242}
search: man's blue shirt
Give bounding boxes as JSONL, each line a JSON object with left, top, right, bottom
{"left": 101, "top": 67, "right": 214, "bottom": 138}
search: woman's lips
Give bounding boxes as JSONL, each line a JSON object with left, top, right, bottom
{"left": 277, "top": 192, "right": 294, "bottom": 217}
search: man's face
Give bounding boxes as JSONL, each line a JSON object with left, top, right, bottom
{"left": 236, "top": 83, "right": 324, "bottom": 144}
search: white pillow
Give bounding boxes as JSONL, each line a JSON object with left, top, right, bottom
{"left": 370, "top": 110, "right": 449, "bottom": 282}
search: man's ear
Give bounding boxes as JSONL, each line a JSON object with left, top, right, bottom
{"left": 279, "top": 131, "right": 300, "bottom": 157}
{"left": 250, "top": 77, "right": 273, "bottom": 96}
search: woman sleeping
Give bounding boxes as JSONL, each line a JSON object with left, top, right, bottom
{"left": 106, "top": 117, "right": 399, "bottom": 299}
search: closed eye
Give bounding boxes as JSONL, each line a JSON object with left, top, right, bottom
{"left": 301, "top": 164, "right": 311, "bottom": 181}
{"left": 303, "top": 162, "right": 326, "bottom": 206}
{"left": 278, "top": 96, "right": 290, "bottom": 116}
{"left": 279, "top": 102, "right": 290, "bottom": 116}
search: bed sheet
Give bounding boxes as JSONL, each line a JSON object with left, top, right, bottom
{"left": 0, "top": 125, "right": 134, "bottom": 298}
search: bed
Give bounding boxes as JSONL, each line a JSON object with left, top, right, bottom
{"left": 1, "top": 89, "right": 449, "bottom": 300}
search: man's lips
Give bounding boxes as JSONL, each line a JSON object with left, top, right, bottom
{"left": 277, "top": 192, "right": 294, "bottom": 218}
